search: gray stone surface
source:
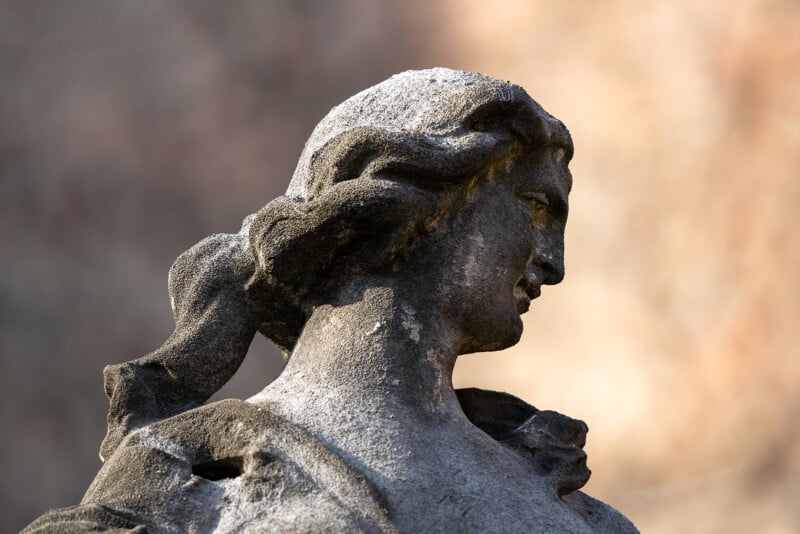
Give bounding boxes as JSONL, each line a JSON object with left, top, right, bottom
{"left": 24, "top": 68, "right": 638, "bottom": 533}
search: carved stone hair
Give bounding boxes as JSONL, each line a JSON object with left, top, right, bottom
{"left": 101, "top": 69, "right": 568, "bottom": 458}
{"left": 165, "top": 67, "right": 572, "bottom": 390}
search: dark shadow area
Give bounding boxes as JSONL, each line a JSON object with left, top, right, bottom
{"left": 192, "top": 456, "right": 245, "bottom": 481}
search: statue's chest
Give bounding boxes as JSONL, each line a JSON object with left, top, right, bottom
{"left": 364, "top": 434, "right": 595, "bottom": 533}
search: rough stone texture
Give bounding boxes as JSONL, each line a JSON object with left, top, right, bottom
{"left": 24, "top": 68, "right": 637, "bottom": 533}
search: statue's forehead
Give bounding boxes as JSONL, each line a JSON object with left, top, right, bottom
{"left": 537, "top": 115, "right": 573, "bottom": 193}
{"left": 543, "top": 117, "right": 572, "bottom": 151}
{"left": 507, "top": 123, "right": 572, "bottom": 197}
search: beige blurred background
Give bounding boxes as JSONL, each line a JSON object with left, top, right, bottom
{"left": 2, "top": 1, "right": 798, "bottom": 532}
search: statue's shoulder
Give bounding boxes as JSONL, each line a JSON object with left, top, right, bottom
{"left": 26, "top": 394, "right": 636, "bottom": 534}
{"left": 25, "top": 399, "right": 395, "bottom": 534}
{"left": 562, "top": 491, "right": 639, "bottom": 534}
{"left": 457, "top": 388, "right": 639, "bottom": 534}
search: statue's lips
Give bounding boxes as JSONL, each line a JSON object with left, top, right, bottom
{"left": 513, "top": 281, "right": 541, "bottom": 314}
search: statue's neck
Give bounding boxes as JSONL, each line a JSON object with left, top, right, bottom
{"left": 251, "top": 278, "right": 464, "bottom": 423}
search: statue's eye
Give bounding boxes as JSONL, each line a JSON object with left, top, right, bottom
{"left": 519, "top": 192, "right": 549, "bottom": 213}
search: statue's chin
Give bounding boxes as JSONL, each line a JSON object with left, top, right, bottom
{"left": 460, "top": 314, "right": 523, "bottom": 355}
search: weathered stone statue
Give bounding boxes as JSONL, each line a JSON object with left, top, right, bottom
{"left": 25, "top": 68, "right": 637, "bottom": 533}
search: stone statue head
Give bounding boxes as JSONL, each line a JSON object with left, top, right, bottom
{"left": 169, "top": 68, "right": 573, "bottom": 355}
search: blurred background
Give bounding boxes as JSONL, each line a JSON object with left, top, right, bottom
{"left": 2, "top": 0, "right": 798, "bottom": 531}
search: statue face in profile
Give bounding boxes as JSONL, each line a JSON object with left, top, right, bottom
{"left": 409, "top": 141, "right": 572, "bottom": 354}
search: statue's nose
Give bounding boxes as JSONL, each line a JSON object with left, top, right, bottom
{"left": 536, "top": 249, "right": 565, "bottom": 285}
